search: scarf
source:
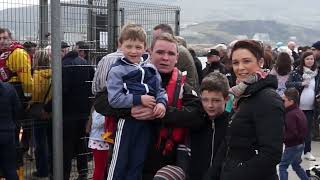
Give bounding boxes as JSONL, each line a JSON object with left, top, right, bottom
{"left": 229, "top": 71, "right": 268, "bottom": 110}
{"left": 230, "top": 71, "right": 268, "bottom": 97}
{"left": 302, "top": 66, "right": 318, "bottom": 81}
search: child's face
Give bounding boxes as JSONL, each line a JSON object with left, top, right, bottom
{"left": 282, "top": 95, "right": 294, "bottom": 108}
{"left": 120, "top": 39, "right": 146, "bottom": 64}
{"left": 201, "top": 90, "right": 227, "bottom": 119}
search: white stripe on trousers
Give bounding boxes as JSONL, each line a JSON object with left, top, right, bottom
{"left": 107, "top": 118, "right": 125, "bottom": 180}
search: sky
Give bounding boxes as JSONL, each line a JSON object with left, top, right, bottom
{"left": 0, "top": 0, "right": 39, "bottom": 10}
{"left": 1, "top": 0, "right": 320, "bottom": 29}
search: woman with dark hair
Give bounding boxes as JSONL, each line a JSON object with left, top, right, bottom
{"left": 205, "top": 40, "right": 284, "bottom": 180}
{"left": 286, "top": 51, "right": 320, "bottom": 161}
{"left": 270, "top": 52, "right": 293, "bottom": 96}
{"left": 263, "top": 50, "right": 274, "bottom": 71}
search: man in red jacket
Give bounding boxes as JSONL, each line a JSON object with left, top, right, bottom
{"left": 279, "top": 88, "right": 309, "bottom": 180}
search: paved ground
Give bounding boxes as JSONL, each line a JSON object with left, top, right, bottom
{"left": 287, "top": 141, "right": 320, "bottom": 180}
{"left": 18, "top": 141, "right": 320, "bottom": 180}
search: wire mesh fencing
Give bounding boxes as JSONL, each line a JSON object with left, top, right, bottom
{"left": 0, "top": 0, "right": 180, "bottom": 179}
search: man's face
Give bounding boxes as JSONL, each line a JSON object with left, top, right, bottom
{"left": 30, "top": 47, "right": 36, "bottom": 55}
{"left": 151, "top": 40, "right": 178, "bottom": 74}
{"left": 288, "top": 43, "right": 295, "bottom": 51}
{"left": 0, "top": 31, "right": 11, "bottom": 50}
{"left": 61, "top": 47, "right": 69, "bottom": 58}
{"left": 75, "top": 45, "right": 85, "bottom": 59}
{"left": 120, "top": 39, "right": 146, "bottom": 64}
{"left": 312, "top": 48, "right": 320, "bottom": 60}
{"left": 207, "top": 55, "right": 220, "bottom": 63}
{"left": 201, "top": 90, "right": 227, "bottom": 119}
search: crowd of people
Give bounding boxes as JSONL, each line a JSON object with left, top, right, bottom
{"left": 1, "top": 22, "right": 320, "bottom": 180}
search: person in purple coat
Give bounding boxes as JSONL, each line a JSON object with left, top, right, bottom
{"left": 279, "top": 87, "right": 309, "bottom": 180}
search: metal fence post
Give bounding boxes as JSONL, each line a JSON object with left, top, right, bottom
{"left": 107, "top": 0, "right": 119, "bottom": 53}
{"left": 88, "top": 0, "right": 96, "bottom": 46}
{"left": 51, "top": 0, "right": 63, "bottom": 179}
{"left": 120, "top": 7, "right": 125, "bottom": 28}
{"left": 39, "top": 0, "right": 49, "bottom": 47}
{"left": 175, "top": 9, "right": 180, "bottom": 36}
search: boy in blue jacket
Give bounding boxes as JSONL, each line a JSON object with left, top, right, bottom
{"left": 279, "top": 88, "right": 309, "bottom": 180}
{"left": 106, "top": 24, "right": 167, "bottom": 180}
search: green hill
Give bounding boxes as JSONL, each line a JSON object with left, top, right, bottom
{"left": 182, "top": 20, "right": 320, "bottom": 46}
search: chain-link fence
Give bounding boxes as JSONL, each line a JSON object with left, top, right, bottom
{"left": 0, "top": 0, "right": 180, "bottom": 179}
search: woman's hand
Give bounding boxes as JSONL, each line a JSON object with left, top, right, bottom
{"left": 302, "top": 80, "right": 310, "bottom": 87}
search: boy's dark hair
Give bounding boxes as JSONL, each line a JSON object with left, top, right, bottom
{"left": 200, "top": 72, "right": 230, "bottom": 98}
{"left": 284, "top": 88, "right": 299, "bottom": 104}
{"left": 0, "top": 27, "right": 12, "bottom": 39}
{"left": 118, "top": 24, "right": 147, "bottom": 46}
{"left": 153, "top": 24, "right": 174, "bottom": 35}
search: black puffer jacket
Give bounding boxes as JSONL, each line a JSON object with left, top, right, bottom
{"left": 206, "top": 75, "right": 284, "bottom": 180}
{"left": 0, "top": 81, "right": 21, "bottom": 131}
{"left": 44, "top": 51, "right": 95, "bottom": 120}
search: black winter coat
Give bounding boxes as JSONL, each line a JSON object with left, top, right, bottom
{"left": 0, "top": 81, "right": 21, "bottom": 131}
{"left": 286, "top": 67, "right": 320, "bottom": 100}
{"left": 206, "top": 75, "right": 284, "bottom": 180}
{"left": 286, "top": 67, "right": 320, "bottom": 116}
{"left": 44, "top": 51, "right": 95, "bottom": 120}
{"left": 189, "top": 111, "right": 229, "bottom": 180}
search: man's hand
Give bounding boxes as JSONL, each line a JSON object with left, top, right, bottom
{"left": 153, "top": 103, "right": 166, "bottom": 119}
{"left": 141, "top": 95, "right": 156, "bottom": 108}
{"left": 131, "top": 105, "right": 155, "bottom": 120}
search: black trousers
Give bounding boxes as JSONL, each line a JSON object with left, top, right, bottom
{"left": 63, "top": 118, "right": 88, "bottom": 180}
{"left": 0, "top": 131, "right": 19, "bottom": 180}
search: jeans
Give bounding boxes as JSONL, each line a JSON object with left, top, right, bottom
{"left": 0, "top": 131, "right": 19, "bottom": 180}
{"left": 303, "top": 110, "right": 313, "bottom": 153}
{"left": 279, "top": 144, "right": 309, "bottom": 180}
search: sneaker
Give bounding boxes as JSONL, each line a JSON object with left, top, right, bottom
{"left": 304, "top": 152, "right": 316, "bottom": 161}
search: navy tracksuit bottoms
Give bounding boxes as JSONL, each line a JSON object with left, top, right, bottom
{"left": 107, "top": 118, "right": 151, "bottom": 180}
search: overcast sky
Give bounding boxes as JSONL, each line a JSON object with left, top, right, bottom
{"left": 2, "top": 0, "right": 320, "bottom": 28}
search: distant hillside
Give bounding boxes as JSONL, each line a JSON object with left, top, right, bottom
{"left": 182, "top": 20, "right": 320, "bottom": 46}
{"left": 175, "top": 0, "right": 320, "bottom": 30}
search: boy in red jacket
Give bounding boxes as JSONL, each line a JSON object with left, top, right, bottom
{"left": 279, "top": 88, "right": 309, "bottom": 180}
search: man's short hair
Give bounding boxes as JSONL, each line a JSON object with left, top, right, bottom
{"left": 151, "top": 33, "right": 178, "bottom": 52}
{"left": 153, "top": 24, "right": 174, "bottom": 35}
{"left": 200, "top": 72, "right": 230, "bottom": 98}
{"left": 0, "top": 27, "right": 12, "bottom": 39}
{"left": 118, "top": 24, "right": 147, "bottom": 46}
{"left": 175, "top": 36, "right": 187, "bottom": 48}
{"left": 76, "top": 41, "right": 89, "bottom": 54}
{"left": 284, "top": 88, "right": 300, "bottom": 104}
{"left": 23, "top": 41, "right": 37, "bottom": 53}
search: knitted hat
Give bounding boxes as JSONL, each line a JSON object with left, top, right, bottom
{"left": 312, "top": 41, "right": 320, "bottom": 50}
{"left": 153, "top": 165, "right": 185, "bottom": 180}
